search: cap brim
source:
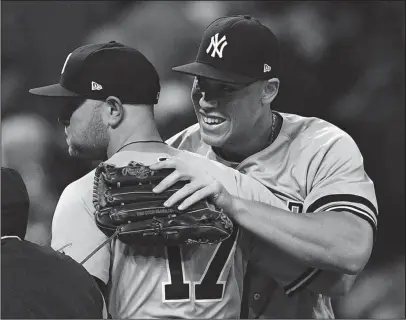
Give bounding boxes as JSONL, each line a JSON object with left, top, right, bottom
{"left": 172, "top": 62, "right": 256, "bottom": 84}
{"left": 29, "top": 83, "right": 82, "bottom": 98}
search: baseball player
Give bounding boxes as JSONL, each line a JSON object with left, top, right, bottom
{"left": 29, "top": 41, "right": 314, "bottom": 319}
{"left": 155, "top": 15, "right": 378, "bottom": 318}
{"left": 1, "top": 167, "right": 105, "bottom": 319}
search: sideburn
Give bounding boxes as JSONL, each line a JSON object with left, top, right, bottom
{"left": 90, "top": 105, "right": 109, "bottom": 148}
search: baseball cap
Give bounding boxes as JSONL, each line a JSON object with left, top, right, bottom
{"left": 1, "top": 167, "right": 30, "bottom": 239}
{"left": 172, "top": 15, "right": 281, "bottom": 84}
{"left": 29, "top": 41, "right": 161, "bottom": 104}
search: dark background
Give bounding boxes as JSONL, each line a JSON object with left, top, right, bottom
{"left": 1, "top": 1, "right": 404, "bottom": 318}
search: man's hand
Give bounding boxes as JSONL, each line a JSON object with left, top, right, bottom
{"left": 149, "top": 156, "right": 234, "bottom": 211}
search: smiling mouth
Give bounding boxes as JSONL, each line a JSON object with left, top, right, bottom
{"left": 201, "top": 115, "right": 226, "bottom": 125}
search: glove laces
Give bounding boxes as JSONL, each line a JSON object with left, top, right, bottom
{"left": 80, "top": 228, "right": 121, "bottom": 265}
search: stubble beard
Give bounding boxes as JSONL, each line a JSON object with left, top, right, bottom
{"left": 66, "top": 108, "right": 109, "bottom": 160}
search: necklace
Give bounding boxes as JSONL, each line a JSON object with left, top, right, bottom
{"left": 115, "top": 140, "right": 167, "bottom": 153}
{"left": 269, "top": 112, "right": 278, "bottom": 144}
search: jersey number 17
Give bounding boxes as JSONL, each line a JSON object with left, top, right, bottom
{"left": 163, "top": 228, "right": 238, "bottom": 302}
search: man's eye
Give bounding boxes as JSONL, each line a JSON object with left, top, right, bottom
{"left": 194, "top": 80, "right": 202, "bottom": 91}
{"left": 192, "top": 85, "right": 202, "bottom": 100}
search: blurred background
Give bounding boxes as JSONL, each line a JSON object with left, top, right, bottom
{"left": 1, "top": 1, "right": 404, "bottom": 318}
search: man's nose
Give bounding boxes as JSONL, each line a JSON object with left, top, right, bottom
{"left": 199, "top": 92, "right": 219, "bottom": 110}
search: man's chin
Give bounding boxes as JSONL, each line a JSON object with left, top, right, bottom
{"left": 200, "top": 131, "right": 227, "bottom": 148}
{"left": 198, "top": 118, "right": 231, "bottom": 147}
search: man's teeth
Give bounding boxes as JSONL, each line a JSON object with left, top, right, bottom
{"left": 202, "top": 116, "right": 225, "bottom": 124}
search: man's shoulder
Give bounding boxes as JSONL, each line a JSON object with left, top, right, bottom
{"left": 107, "top": 151, "right": 173, "bottom": 166}
{"left": 62, "top": 151, "right": 175, "bottom": 197}
{"left": 280, "top": 112, "right": 349, "bottom": 140}
{"left": 62, "top": 168, "right": 96, "bottom": 198}
{"left": 279, "top": 112, "right": 357, "bottom": 153}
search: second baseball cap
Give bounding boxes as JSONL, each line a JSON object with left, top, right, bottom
{"left": 173, "top": 15, "right": 281, "bottom": 84}
{"left": 29, "top": 41, "right": 160, "bottom": 104}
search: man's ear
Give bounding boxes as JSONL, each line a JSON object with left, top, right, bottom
{"left": 261, "top": 78, "right": 280, "bottom": 105}
{"left": 105, "top": 96, "right": 124, "bottom": 128}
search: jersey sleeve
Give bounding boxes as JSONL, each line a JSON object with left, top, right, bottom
{"left": 303, "top": 133, "right": 378, "bottom": 237}
{"left": 51, "top": 182, "right": 111, "bottom": 285}
{"left": 279, "top": 131, "right": 379, "bottom": 296}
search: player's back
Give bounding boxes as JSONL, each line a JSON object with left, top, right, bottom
{"left": 109, "top": 228, "right": 246, "bottom": 318}
{"left": 73, "top": 151, "right": 250, "bottom": 319}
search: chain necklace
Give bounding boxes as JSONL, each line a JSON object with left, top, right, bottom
{"left": 115, "top": 140, "right": 167, "bottom": 154}
{"left": 269, "top": 112, "right": 278, "bottom": 145}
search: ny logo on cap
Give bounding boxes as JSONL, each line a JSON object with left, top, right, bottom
{"left": 206, "top": 33, "right": 228, "bottom": 58}
{"left": 91, "top": 81, "right": 103, "bottom": 91}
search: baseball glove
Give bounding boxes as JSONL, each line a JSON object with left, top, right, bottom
{"left": 92, "top": 161, "right": 233, "bottom": 247}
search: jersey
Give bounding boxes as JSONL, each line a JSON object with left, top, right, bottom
{"left": 167, "top": 111, "right": 379, "bottom": 319}
{"left": 51, "top": 150, "right": 289, "bottom": 319}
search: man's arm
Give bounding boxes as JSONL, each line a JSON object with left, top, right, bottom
{"left": 247, "top": 232, "right": 358, "bottom": 297}
{"left": 231, "top": 198, "right": 373, "bottom": 275}
{"left": 228, "top": 165, "right": 365, "bottom": 297}
{"left": 233, "top": 170, "right": 363, "bottom": 297}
